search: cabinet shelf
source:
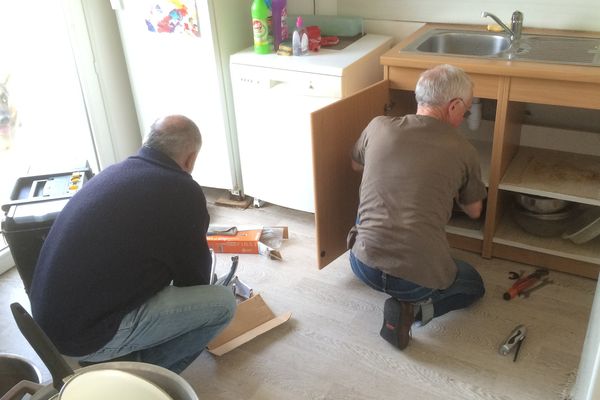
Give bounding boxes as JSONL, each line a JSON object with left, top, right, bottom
{"left": 500, "top": 146, "right": 600, "bottom": 206}
{"left": 447, "top": 213, "right": 484, "bottom": 239}
{"left": 493, "top": 212, "right": 600, "bottom": 265}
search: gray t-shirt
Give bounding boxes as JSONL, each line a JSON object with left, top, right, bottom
{"left": 350, "top": 114, "right": 487, "bottom": 289}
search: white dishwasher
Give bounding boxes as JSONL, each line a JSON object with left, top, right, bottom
{"left": 230, "top": 34, "right": 392, "bottom": 213}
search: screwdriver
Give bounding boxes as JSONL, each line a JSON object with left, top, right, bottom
{"left": 499, "top": 324, "right": 526, "bottom": 362}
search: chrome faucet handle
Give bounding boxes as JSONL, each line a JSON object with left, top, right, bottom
{"left": 481, "top": 11, "right": 512, "bottom": 34}
{"left": 511, "top": 10, "right": 523, "bottom": 41}
{"left": 481, "top": 10, "right": 520, "bottom": 42}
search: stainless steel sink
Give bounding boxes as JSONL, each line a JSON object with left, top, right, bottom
{"left": 410, "top": 31, "right": 510, "bottom": 57}
{"left": 512, "top": 35, "right": 600, "bottom": 66}
{"left": 401, "top": 28, "right": 600, "bottom": 66}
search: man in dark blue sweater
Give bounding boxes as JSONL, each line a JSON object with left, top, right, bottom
{"left": 30, "top": 115, "right": 236, "bottom": 373}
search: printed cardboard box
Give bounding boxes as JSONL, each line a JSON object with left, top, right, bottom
{"left": 207, "top": 293, "right": 292, "bottom": 356}
{"left": 207, "top": 226, "right": 288, "bottom": 260}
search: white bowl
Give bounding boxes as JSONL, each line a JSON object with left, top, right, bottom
{"left": 60, "top": 369, "right": 173, "bottom": 400}
{"left": 562, "top": 207, "right": 600, "bottom": 244}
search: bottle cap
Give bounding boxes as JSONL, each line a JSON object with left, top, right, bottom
{"left": 297, "top": 16, "right": 302, "bottom": 27}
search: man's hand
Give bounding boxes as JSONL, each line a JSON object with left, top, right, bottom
{"left": 459, "top": 200, "right": 483, "bottom": 219}
{"left": 352, "top": 160, "right": 364, "bottom": 172}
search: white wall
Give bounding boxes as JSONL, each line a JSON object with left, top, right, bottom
{"left": 288, "top": 0, "right": 600, "bottom": 41}
{"left": 339, "top": 0, "right": 599, "bottom": 32}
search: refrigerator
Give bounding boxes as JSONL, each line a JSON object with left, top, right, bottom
{"left": 112, "top": 0, "right": 252, "bottom": 193}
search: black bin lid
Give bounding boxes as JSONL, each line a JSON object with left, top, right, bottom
{"left": 1, "top": 199, "right": 69, "bottom": 231}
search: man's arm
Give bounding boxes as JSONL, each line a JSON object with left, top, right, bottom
{"left": 459, "top": 200, "right": 483, "bottom": 219}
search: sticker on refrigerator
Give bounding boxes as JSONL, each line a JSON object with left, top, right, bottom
{"left": 145, "top": 0, "right": 200, "bottom": 37}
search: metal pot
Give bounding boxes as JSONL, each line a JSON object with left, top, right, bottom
{"left": 512, "top": 203, "right": 578, "bottom": 237}
{"left": 0, "top": 353, "right": 41, "bottom": 397}
{"left": 514, "top": 193, "right": 570, "bottom": 214}
{"left": 1, "top": 303, "right": 198, "bottom": 400}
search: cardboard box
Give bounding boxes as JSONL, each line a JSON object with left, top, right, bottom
{"left": 207, "top": 228, "right": 262, "bottom": 254}
{"left": 207, "top": 293, "right": 292, "bottom": 356}
{"left": 207, "top": 226, "right": 288, "bottom": 260}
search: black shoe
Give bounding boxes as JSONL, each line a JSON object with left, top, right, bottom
{"left": 380, "top": 297, "right": 414, "bottom": 350}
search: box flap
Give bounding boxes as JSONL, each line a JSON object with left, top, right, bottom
{"left": 207, "top": 293, "right": 291, "bottom": 356}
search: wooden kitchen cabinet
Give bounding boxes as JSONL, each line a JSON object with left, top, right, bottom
{"left": 311, "top": 23, "right": 600, "bottom": 279}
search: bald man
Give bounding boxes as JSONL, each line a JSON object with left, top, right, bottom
{"left": 31, "top": 115, "right": 236, "bottom": 373}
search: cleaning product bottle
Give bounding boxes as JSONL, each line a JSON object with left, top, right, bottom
{"left": 292, "top": 16, "right": 308, "bottom": 56}
{"left": 271, "top": 0, "right": 288, "bottom": 50}
{"left": 251, "top": 0, "right": 272, "bottom": 54}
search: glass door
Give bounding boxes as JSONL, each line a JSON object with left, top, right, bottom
{"left": 0, "top": 0, "right": 98, "bottom": 274}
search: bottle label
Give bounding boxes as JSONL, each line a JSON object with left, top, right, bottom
{"left": 253, "top": 18, "right": 269, "bottom": 45}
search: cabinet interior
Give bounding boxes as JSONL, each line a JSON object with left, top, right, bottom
{"left": 381, "top": 60, "right": 600, "bottom": 278}
{"left": 312, "top": 45, "right": 600, "bottom": 277}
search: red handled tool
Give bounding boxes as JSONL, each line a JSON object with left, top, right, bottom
{"left": 503, "top": 268, "right": 550, "bottom": 300}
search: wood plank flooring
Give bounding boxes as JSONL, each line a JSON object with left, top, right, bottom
{"left": 0, "top": 187, "right": 596, "bottom": 399}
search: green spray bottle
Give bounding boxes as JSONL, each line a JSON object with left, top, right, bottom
{"left": 251, "top": 0, "right": 272, "bottom": 54}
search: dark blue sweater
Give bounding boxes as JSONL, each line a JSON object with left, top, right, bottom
{"left": 30, "top": 146, "right": 211, "bottom": 356}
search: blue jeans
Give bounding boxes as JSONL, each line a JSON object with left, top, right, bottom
{"left": 350, "top": 251, "right": 485, "bottom": 321}
{"left": 77, "top": 284, "right": 236, "bottom": 373}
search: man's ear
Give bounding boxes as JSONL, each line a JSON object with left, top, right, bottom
{"left": 183, "top": 150, "right": 199, "bottom": 173}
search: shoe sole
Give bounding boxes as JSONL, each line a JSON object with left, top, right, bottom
{"left": 380, "top": 297, "right": 413, "bottom": 350}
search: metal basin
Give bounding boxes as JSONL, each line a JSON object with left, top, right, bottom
{"left": 511, "top": 35, "right": 600, "bottom": 66}
{"left": 409, "top": 30, "right": 510, "bottom": 57}
{"left": 401, "top": 28, "right": 600, "bottom": 66}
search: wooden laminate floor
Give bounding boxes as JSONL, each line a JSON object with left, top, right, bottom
{"left": 0, "top": 187, "right": 596, "bottom": 400}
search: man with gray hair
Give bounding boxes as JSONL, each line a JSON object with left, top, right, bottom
{"left": 31, "top": 114, "right": 236, "bottom": 373}
{"left": 348, "top": 64, "right": 487, "bottom": 350}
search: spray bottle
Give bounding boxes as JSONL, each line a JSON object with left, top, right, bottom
{"left": 251, "top": 0, "right": 272, "bottom": 54}
{"left": 292, "top": 16, "right": 308, "bottom": 56}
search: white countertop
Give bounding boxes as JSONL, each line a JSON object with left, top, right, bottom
{"left": 229, "top": 34, "right": 393, "bottom": 76}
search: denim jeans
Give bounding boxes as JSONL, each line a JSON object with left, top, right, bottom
{"left": 77, "top": 284, "right": 236, "bottom": 373}
{"left": 350, "top": 251, "right": 485, "bottom": 321}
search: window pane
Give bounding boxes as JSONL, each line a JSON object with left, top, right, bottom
{"left": 0, "top": 0, "right": 97, "bottom": 253}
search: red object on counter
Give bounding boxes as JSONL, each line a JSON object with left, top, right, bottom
{"left": 306, "top": 25, "right": 321, "bottom": 51}
{"left": 321, "top": 36, "right": 340, "bottom": 46}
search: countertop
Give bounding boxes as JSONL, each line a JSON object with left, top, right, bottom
{"left": 230, "top": 34, "right": 393, "bottom": 76}
{"left": 381, "top": 23, "right": 600, "bottom": 84}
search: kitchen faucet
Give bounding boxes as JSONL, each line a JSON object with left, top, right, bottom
{"left": 481, "top": 10, "right": 524, "bottom": 43}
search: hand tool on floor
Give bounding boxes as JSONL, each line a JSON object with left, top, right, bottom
{"left": 519, "top": 278, "right": 554, "bottom": 299}
{"left": 503, "top": 268, "right": 550, "bottom": 300}
{"left": 209, "top": 253, "right": 254, "bottom": 301}
{"left": 215, "top": 256, "right": 239, "bottom": 287}
{"left": 499, "top": 324, "right": 526, "bottom": 362}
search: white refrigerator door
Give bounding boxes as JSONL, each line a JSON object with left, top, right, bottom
{"left": 115, "top": 0, "right": 233, "bottom": 189}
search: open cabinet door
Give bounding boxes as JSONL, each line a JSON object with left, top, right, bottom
{"left": 311, "top": 80, "right": 390, "bottom": 269}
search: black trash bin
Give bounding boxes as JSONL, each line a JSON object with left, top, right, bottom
{"left": 1, "top": 164, "right": 93, "bottom": 294}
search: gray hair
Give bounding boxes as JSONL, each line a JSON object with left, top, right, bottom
{"left": 143, "top": 115, "right": 202, "bottom": 160}
{"left": 415, "top": 64, "right": 473, "bottom": 107}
